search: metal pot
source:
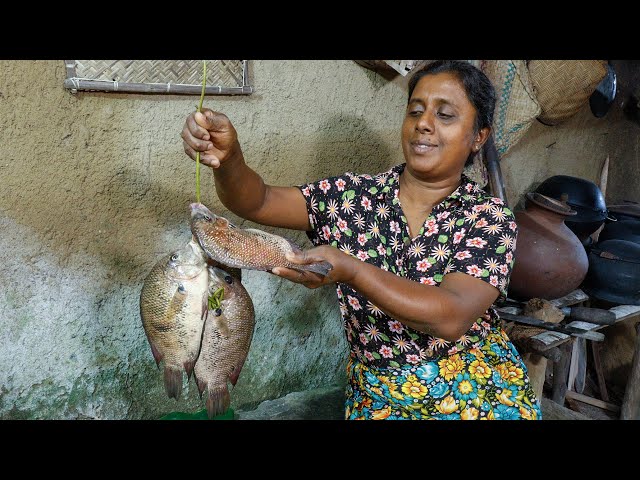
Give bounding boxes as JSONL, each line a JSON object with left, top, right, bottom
{"left": 582, "top": 239, "right": 640, "bottom": 305}
{"left": 599, "top": 219, "right": 640, "bottom": 244}
{"left": 607, "top": 202, "right": 640, "bottom": 222}
{"left": 589, "top": 63, "right": 617, "bottom": 118}
{"left": 535, "top": 175, "right": 608, "bottom": 242}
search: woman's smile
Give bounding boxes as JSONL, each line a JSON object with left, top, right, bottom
{"left": 410, "top": 140, "right": 438, "bottom": 154}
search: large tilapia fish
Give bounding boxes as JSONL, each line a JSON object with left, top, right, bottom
{"left": 190, "top": 203, "right": 332, "bottom": 276}
{"left": 194, "top": 266, "right": 256, "bottom": 419}
{"left": 139, "top": 239, "right": 209, "bottom": 400}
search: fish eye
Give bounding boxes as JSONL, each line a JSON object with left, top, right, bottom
{"left": 170, "top": 253, "right": 179, "bottom": 261}
{"left": 203, "top": 215, "right": 212, "bottom": 221}
{"left": 214, "top": 308, "right": 222, "bottom": 316}
{"left": 178, "top": 284, "right": 185, "bottom": 293}
{"left": 224, "top": 275, "right": 233, "bottom": 284}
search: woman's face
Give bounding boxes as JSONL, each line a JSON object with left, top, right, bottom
{"left": 401, "top": 72, "right": 487, "bottom": 181}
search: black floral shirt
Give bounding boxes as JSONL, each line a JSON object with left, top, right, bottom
{"left": 297, "top": 163, "right": 517, "bottom": 370}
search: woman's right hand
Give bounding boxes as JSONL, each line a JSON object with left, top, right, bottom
{"left": 181, "top": 108, "right": 239, "bottom": 168}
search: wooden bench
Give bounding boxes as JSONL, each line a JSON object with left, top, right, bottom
{"left": 497, "top": 289, "right": 640, "bottom": 419}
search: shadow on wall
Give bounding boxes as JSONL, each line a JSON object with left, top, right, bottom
{"left": 306, "top": 113, "right": 396, "bottom": 183}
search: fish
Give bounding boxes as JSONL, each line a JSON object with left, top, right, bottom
{"left": 139, "top": 238, "right": 209, "bottom": 400}
{"left": 194, "top": 266, "right": 256, "bottom": 419}
{"left": 189, "top": 202, "right": 333, "bottom": 276}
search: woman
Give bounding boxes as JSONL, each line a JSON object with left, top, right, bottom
{"left": 181, "top": 60, "right": 542, "bottom": 420}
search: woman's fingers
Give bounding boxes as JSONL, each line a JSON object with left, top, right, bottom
{"left": 182, "top": 122, "right": 213, "bottom": 152}
{"left": 272, "top": 266, "right": 324, "bottom": 288}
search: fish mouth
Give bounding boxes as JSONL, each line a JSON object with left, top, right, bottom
{"left": 189, "top": 202, "right": 216, "bottom": 220}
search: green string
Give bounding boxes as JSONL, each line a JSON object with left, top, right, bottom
{"left": 195, "top": 60, "right": 207, "bottom": 204}
{"left": 208, "top": 287, "right": 224, "bottom": 311}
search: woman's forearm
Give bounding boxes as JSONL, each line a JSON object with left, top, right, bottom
{"left": 343, "top": 257, "right": 474, "bottom": 341}
{"left": 212, "top": 143, "right": 269, "bottom": 222}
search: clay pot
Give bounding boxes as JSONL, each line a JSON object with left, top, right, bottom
{"left": 509, "top": 193, "right": 589, "bottom": 301}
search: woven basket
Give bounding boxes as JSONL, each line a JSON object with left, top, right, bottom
{"left": 482, "top": 60, "right": 541, "bottom": 157}
{"left": 528, "top": 60, "right": 608, "bottom": 126}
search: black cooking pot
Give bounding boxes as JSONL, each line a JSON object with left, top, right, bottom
{"left": 589, "top": 62, "right": 617, "bottom": 118}
{"left": 599, "top": 219, "right": 640, "bottom": 244}
{"left": 535, "top": 175, "right": 608, "bottom": 242}
{"left": 582, "top": 239, "right": 640, "bottom": 305}
{"left": 607, "top": 202, "right": 640, "bottom": 222}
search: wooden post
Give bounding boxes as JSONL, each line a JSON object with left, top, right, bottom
{"left": 483, "top": 136, "right": 508, "bottom": 205}
{"left": 523, "top": 352, "right": 547, "bottom": 402}
{"left": 591, "top": 340, "right": 610, "bottom": 402}
{"left": 552, "top": 342, "right": 573, "bottom": 404}
{"left": 620, "top": 322, "right": 640, "bottom": 420}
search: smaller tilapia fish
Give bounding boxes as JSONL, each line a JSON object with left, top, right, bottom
{"left": 139, "top": 239, "right": 209, "bottom": 400}
{"left": 190, "top": 203, "right": 332, "bottom": 276}
{"left": 194, "top": 266, "right": 256, "bottom": 419}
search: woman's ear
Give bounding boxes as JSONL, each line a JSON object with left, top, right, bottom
{"left": 474, "top": 127, "right": 491, "bottom": 152}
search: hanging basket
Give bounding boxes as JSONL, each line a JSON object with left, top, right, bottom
{"left": 482, "top": 60, "right": 541, "bottom": 158}
{"left": 528, "top": 60, "right": 608, "bottom": 126}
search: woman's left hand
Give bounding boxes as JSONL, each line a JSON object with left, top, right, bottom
{"left": 272, "top": 246, "right": 358, "bottom": 289}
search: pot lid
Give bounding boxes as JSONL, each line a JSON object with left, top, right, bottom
{"left": 526, "top": 192, "right": 577, "bottom": 216}
{"left": 590, "top": 239, "right": 640, "bottom": 264}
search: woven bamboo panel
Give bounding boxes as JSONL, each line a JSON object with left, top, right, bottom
{"left": 64, "top": 60, "right": 252, "bottom": 95}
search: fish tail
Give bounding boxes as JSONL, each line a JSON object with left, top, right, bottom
{"left": 206, "top": 385, "right": 231, "bottom": 419}
{"left": 163, "top": 366, "right": 183, "bottom": 400}
{"left": 148, "top": 340, "right": 163, "bottom": 368}
{"left": 193, "top": 372, "right": 205, "bottom": 399}
{"left": 302, "top": 261, "right": 333, "bottom": 277}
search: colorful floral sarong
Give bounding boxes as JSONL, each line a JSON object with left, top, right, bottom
{"left": 345, "top": 327, "right": 542, "bottom": 420}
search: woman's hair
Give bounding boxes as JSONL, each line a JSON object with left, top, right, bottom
{"left": 408, "top": 60, "right": 496, "bottom": 136}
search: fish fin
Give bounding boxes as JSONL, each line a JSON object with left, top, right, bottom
{"left": 283, "top": 237, "right": 304, "bottom": 254}
{"left": 213, "top": 311, "right": 231, "bottom": 338}
{"left": 302, "top": 261, "right": 333, "bottom": 277}
{"left": 163, "top": 366, "right": 183, "bottom": 400}
{"left": 230, "top": 319, "right": 255, "bottom": 386}
{"left": 206, "top": 385, "right": 231, "bottom": 419}
{"left": 183, "top": 358, "right": 197, "bottom": 381}
{"left": 281, "top": 237, "right": 333, "bottom": 276}
{"left": 193, "top": 371, "right": 205, "bottom": 399}
{"left": 201, "top": 292, "right": 209, "bottom": 321}
{"left": 229, "top": 360, "right": 247, "bottom": 387}
{"left": 215, "top": 216, "right": 230, "bottom": 228}
{"left": 148, "top": 339, "right": 163, "bottom": 368}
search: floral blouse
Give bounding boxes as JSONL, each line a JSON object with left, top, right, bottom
{"left": 297, "top": 163, "right": 518, "bottom": 370}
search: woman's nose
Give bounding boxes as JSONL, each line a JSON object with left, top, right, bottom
{"left": 416, "top": 112, "right": 433, "bottom": 132}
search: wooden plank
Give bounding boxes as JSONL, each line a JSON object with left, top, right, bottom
{"left": 549, "top": 289, "right": 589, "bottom": 308}
{"left": 552, "top": 342, "right": 573, "bottom": 404}
{"left": 500, "top": 312, "right": 604, "bottom": 341}
{"left": 574, "top": 338, "right": 587, "bottom": 393}
{"left": 497, "top": 306, "right": 521, "bottom": 315}
{"left": 565, "top": 320, "right": 600, "bottom": 331}
{"left": 565, "top": 391, "right": 621, "bottom": 413}
{"left": 530, "top": 331, "right": 571, "bottom": 351}
{"left": 568, "top": 340, "right": 579, "bottom": 391}
{"left": 541, "top": 397, "right": 591, "bottom": 420}
{"left": 610, "top": 305, "right": 640, "bottom": 321}
{"left": 592, "top": 340, "right": 610, "bottom": 402}
{"left": 621, "top": 322, "right": 640, "bottom": 420}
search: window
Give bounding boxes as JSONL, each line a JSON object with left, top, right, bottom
{"left": 63, "top": 60, "right": 252, "bottom": 95}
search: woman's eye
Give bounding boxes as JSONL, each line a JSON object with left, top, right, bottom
{"left": 408, "top": 109, "right": 422, "bottom": 116}
{"left": 437, "top": 112, "right": 453, "bottom": 119}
